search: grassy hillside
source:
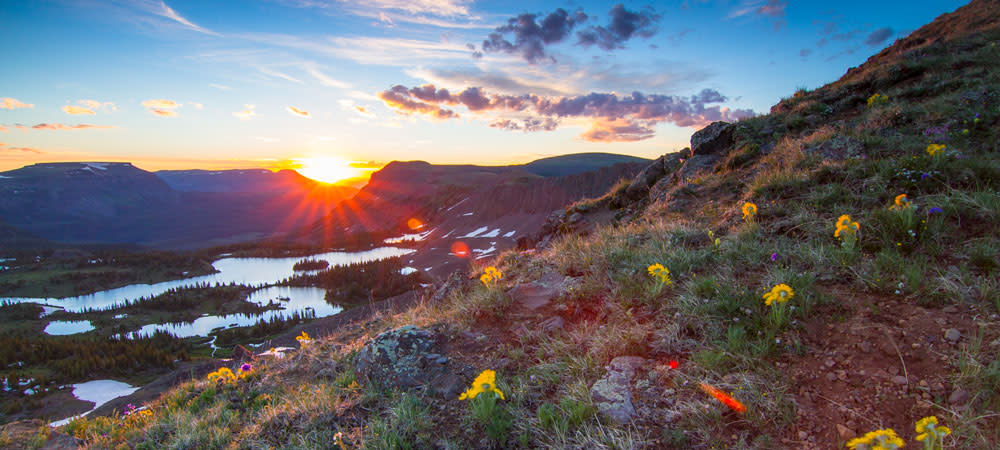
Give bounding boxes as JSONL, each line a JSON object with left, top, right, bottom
{"left": 22, "top": 1, "right": 1000, "bottom": 448}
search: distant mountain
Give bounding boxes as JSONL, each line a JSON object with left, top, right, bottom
{"left": 0, "top": 162, "right": 356, "bottom": 248}
{"left": 295, "top": 153, "right": 649, "bottom": 278}
{"left": 155, "top": 168, "right": 356, "bottom": 198}
{"left": 520, "top": 153, "right": 650, "bottom": 177}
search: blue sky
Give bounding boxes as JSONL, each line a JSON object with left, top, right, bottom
{"left": 0, "top": 0, "right": 967, "bottom": 177}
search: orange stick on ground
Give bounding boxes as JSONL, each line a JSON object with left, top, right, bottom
{"left": 700, "top": 383, "right": 747, "bottom": 414}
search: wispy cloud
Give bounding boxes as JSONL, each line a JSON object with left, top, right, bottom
{"left": 63, "top": 105, "right": 96, "bottom": 115}
{"left": 126, "top": 0, "right": 221, "bottom": 36}
{"left": 31, "top": 123, "right": 116, "bottom": 130}
{"left": 282, "top": 0, "right": 483, "bottom": 28}
{"left": 1, "top": 98, "right": 33, "bottom": 109}
{"left": 209, "top": 83, "right": 231, "bottom": 90}
{"left": 233, "top": 104, "right": 256, "bottom": 120}
{"left": 257, "top": 66, "right": 302, "bottom": 83}
{"left": 306, "top": 65, "right": 351, "bottom": 89}
{"left": 0, "top": 143, "right": 44, "bottom": 154}
{"left": 728, "top": 0, "right": 787, "bottom": 30}
{"left": 287, "top": 106, "right": 310, "bottom": 118}
{"left": 142, "top": 99, "right": 181, "bottom": 117}
{"left": 240, "top": 33, "right": 470, "bottom": 66}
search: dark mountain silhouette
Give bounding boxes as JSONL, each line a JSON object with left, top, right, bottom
{"left": 0, "top": 163, "right": 356, "bottom": 248}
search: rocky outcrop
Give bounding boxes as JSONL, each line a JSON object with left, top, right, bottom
{"left": 1, "top": 420, "right": 81, "bottom": 449}
{"left": 590, "top": 356, "right": 647, "bottom": 424}
{"left": 624, "top": 152, "right": 687, "bottom": 201}
{"left": 690, "top": 121, "right": 735, "bottom": 156}
{"left": 353, "top": 325, "right": 468, "bottom": 398}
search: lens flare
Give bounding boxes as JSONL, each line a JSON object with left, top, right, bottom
{"left": 450, "top": 241, "right": 470, "bottom": 258}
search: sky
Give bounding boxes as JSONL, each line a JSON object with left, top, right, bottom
{"left": 0, "top": 0, "right": 968, "bottom": 179}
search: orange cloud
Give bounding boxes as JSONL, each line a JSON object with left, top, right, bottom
{"left": 63, "top": 105, "right": 96, "bottom": 115}
{"left": 80, "top": 100, "right": 102, "bottom": 109}
{"left": 151, "top": 109, "right": 178, "bottom": 117}
{"left": 143, "top": 99, "right": 181, "bottom": 117}
{"left": 0, "top": 125, "right": 7, "bottom": 132}
{"left": 31, "top": 123, "right": 115, "bottom": 130}
{"left": 286, "top": 106, "right": 310, "bottom": 118}
{"left": 0, "top": 142, "right": 43, "bottom": 154}
{"left": 1, "top": 98, "right": 33, "bottom": 109}
{"left": 580, "top": 118, "right": 655, "bottom": 142}
{"left": 142, "top": 99, "right": 179, "bottom": 109}
{"left": 233, "top": 104, "right": 255, "bottom": 120}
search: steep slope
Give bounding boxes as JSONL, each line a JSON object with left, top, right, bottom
{"left": 44, "top": 2, "right": 1000, "bottom": 449}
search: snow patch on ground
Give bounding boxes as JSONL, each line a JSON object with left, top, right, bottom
{"left": 473, "top": 242, "right": 498, "bottom": 259}
{"left": 49, "top": 380, "right": 140, "bottom": 426}
{"left": 400, "top": 267, "right": 418, "bottom": 275}
{"left": 85, "top": 163, "right": 109, "bottom": 171}
{"left": 40, "top": 305, "right": 64, "bottom": 317}
{"left": 460, "top": 226, "right": 490, "bottom": 238}
{"left": 481, "top": 228, "right": 501, "bottom": 238}
{"left": 384, "top": 227, "right": 436, "bottom": 244}
{"left": 503, "top": 230, "right": 516, "bottom": 238}
{"left": 0, "top": 175, "right": 10, "bottom": 179}
{"left": 446, "top": 197, "right": 469, "bottom": 211}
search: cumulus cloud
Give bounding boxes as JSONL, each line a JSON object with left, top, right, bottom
{"left": 576, "top": 4, "right": 660, "bottom": 51}
{"left": 378, "top": 87, "right": 458, "bottom": 119}
{"left": 287, "top": 106, "right": 311, "bottom": 118}
{"left": 31, "top": 123, "right": 115, "bottom": 130}
{"left": 143, "top": 99, "right": 181, "bottom": 116}
{"left": 63, "top": 105, "right": 96, "bottom": 115}
{"left": 378, "top": 84, "right": 754, "bottom": 141}
{"left": 233, "top": 104, "right": 255, "bottom": 120}
{"left": 476, "top": 4, "right": 659, "bottom": 63}
{"left": 1, "top": 98, "right": 33, "bottom": 109}
{"left": 864, "top": 27, "right": 894, "bottom": 46}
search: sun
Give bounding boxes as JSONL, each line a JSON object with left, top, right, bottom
{"left": 294, "top": 157, "right": 361, "bottom": 184}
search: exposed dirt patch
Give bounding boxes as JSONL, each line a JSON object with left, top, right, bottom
{"left": 782, "top": 287, "right": 997, "bottom": 448}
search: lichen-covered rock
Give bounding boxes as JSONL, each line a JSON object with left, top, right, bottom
{"left": 690, "top": 121, "right": 734, "bottom": 156}
{"left": 591, "top": 356, "right": 647, "bottom": 424}
{"left": 353, "top": 325, "right": 463, "bottom": 397}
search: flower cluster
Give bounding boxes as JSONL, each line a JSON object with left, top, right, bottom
{"left": 647, "top": 263, "right": 672, "bottom": 286}
{"left": 296, "top": 331, "right": 311, "bottom": 345}
{"left": 835, "top": 214, "right": 861, "bottom": 238}
{"left": 846, "top": 428, "right": 905, "bottom": 449}
{"left": 459, "top": 369, "right": 505, "bottom": 400}
{"left": 707, "top": 230, "right": 721, "bottom": 249}
{"left": 890, "top": 194, "right": 914, "bottom": 211}
{"left": 122, "top": 403, "right": 152, "bottom": 423}
{"left": 207, "top": 367, "right": 237, "bottom": 384}
{"left": 480, "top": 266, "right": 502, "bottom": 288}
{"left": 867, "top": 93, "right": 889, "bottom": 107}
{"left": 762, "top": 284, "right": 794, "bottom": 306}
{"left": 742, "top": 202, "right": 758, "bottom": 224}
{"left": 926, "top": 143, "right": 946, "bottom": 157}
{"left": 915, "top": 416, "right": 950, "bottom": 449}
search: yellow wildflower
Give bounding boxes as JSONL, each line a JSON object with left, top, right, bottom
{"left": 207, "top": 367, "right": 237, "bottom": 384}
{"left": 647, "top": 263, "right": 672, "bottom": 286}
{"left": 915, "top": 415, "right": 951, "bottom": 442}
{"left": 480, "top": 266, "right": 502, "bottom": 287}
{"left": 867, "top": 93, "right": 888, "bottom": 106}
{"left": 762, "top": 283, "right": 794, "bottom": 306}
{"left": 926, "top": 143, "right": 945, "bottom": 156}
{"left": 847, "top": 428, "right": 904, "bottom": 449}
{"left": 296, "top": 331, "right": 311, "bottom": 345}
{"left": 459, "top": 369, "right": 505, "bottom": 400}
{"left": 742, "top": 202, "right": 758, "bottom": 218}
{"left": 892, "top": 193, "right": 912, "bottom": 210}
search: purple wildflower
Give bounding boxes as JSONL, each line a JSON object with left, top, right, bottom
{"left": 921, "top": 172, "right": 931, "bottom": 180}
{"left": 240, "top": 362, "right": 252, "bottom": 372}
{"left": 770, "top": 253, "right": 778, "bottom": 262}
{"left": 929, "top": 207, "right": 943, "bottom": 214}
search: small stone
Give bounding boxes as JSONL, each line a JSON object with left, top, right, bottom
{"left": 888, "top": 366, "right": 899, "bottom": 376}
{"left": 859, "top": 342, "right": 872, "bottom": 353}
{"left": 892, "top": 375, "right": 908, "bottom": 385}
{"left": 798, "top": 431, "right": 808, "bottom": 440}
{"left": 539, "top": 316, "right": 565, "bottom": 331}
{"left": 836, "top": 370, "right": 848, "bottom": 381}
{"left": 836, "top": 424, "right": 856, "bottom": 440}
{"left": 826, "top": 372, "right": 838, "bottom": 382}
{"left": 945, "top": 329, "right": 961, "bottom": 342}
{"left": 825, "top": 359, "right": 836, "bottom": 368}
{"left": 949, "top": 389, "right": 970, "bottom": 405}
{"left": 919, "top": 380, "right": 929, "bottom": 388}
{"left": 942, "top": 305, "right": 958, "bottom": 313}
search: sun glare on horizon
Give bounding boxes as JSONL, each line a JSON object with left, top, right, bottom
{"left": 293, "top": 157, "right": 373, "bottom": 185}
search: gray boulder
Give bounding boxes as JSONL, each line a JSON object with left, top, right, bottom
{"left": 591, "top": 356, "right": 647, "bottom": 424}
{"left": 690, "top": 121, "right": 734, "bottom": 156}
{"left": 353, "top": 325, "right": 466, "bottom": 398}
